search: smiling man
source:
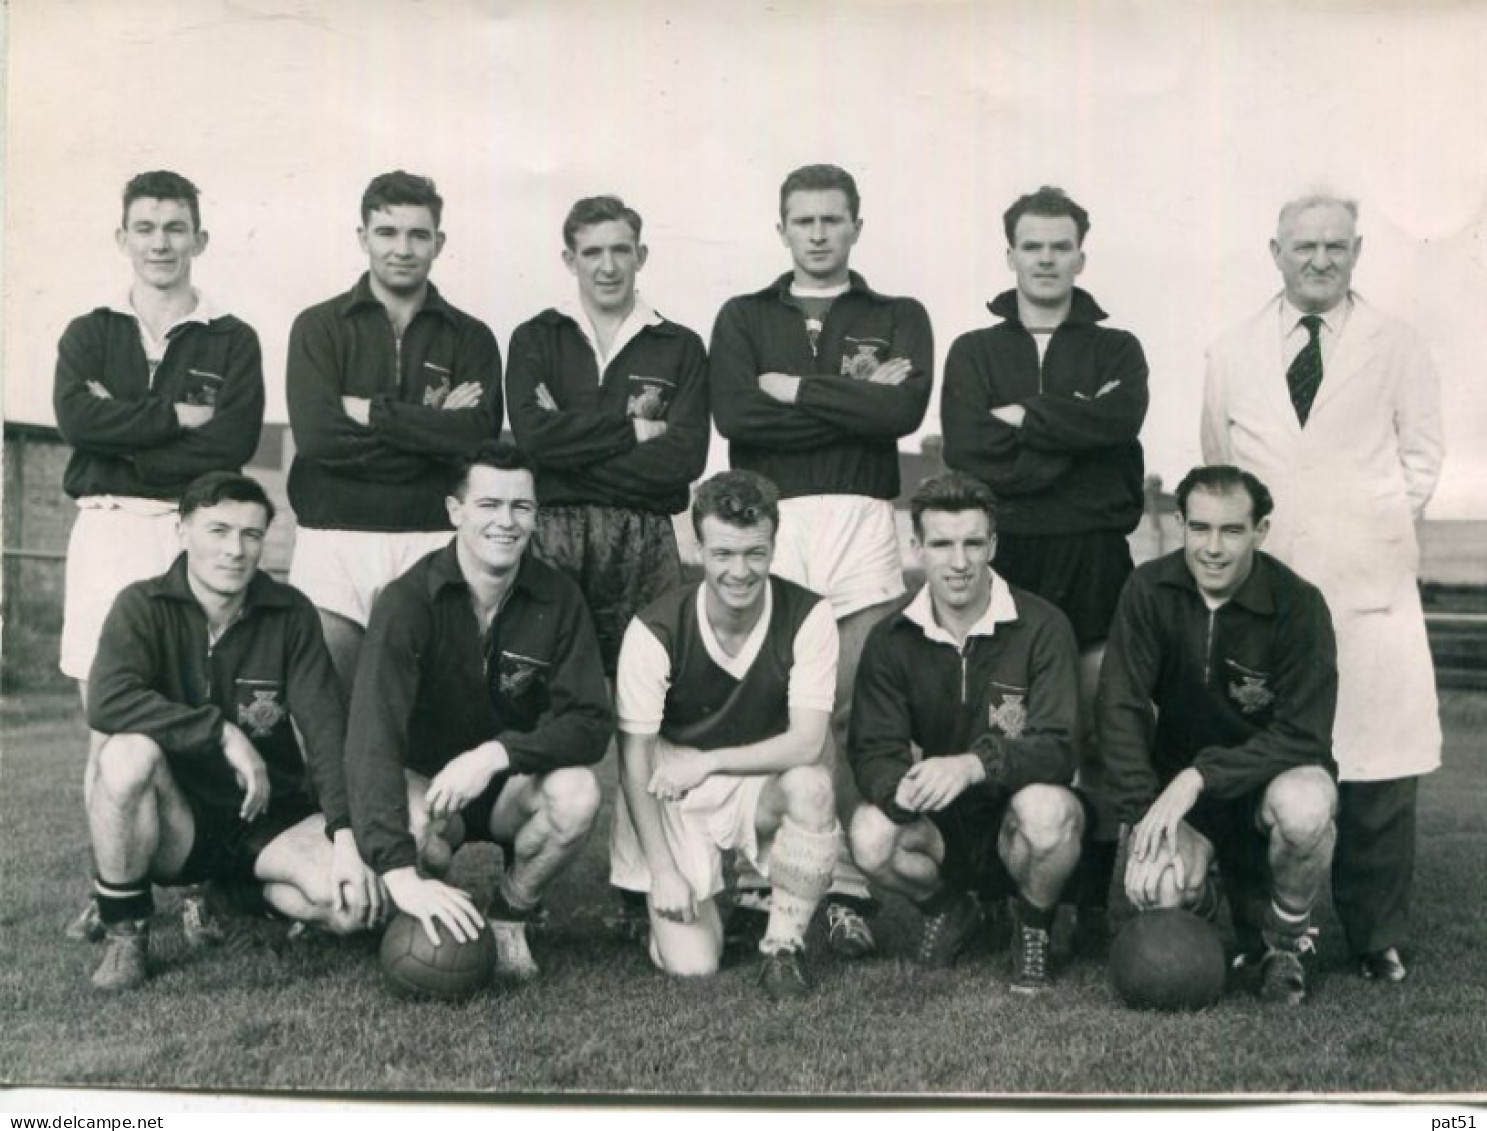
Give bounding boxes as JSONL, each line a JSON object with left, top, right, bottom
{"left": 84, "top": 472, "right": 372, "bottom": 991}
{"left": 1202, "top": 193, "right": 1445, "bottom": 985}
{"left": 708, "top": 164, "right": 934, "bottom": 958}
{"left": 940, "top": 186, "right": 1150, "bottom": 954}
{"left": 847, "top": 472, "right": 1083, "bottom": 991}
{"left": 344, "top": 442, "right": 610, "bottom": 979}
{"left": 1097, "top": 466, "right": 1338, "bottom": 1005}
{"left": 609, "top": 471, "right": 842, "bottom": 999}
{"left": 286, "top": 171, "right": 502, "bottom": 699}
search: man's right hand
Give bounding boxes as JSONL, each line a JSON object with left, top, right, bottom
{"left": 648, "top": 867, "right": 695, "bottom": 925}
{"left": 220, "top": 722, "right": 270, "bottom": 821}
{"left": 382, "top": 867, "right": 486, "bottom": 947}
{"left": 633, "top": 418, "right": 668, "bottom": 443}
{"left": 867, "top": 358, "right": 914, "bottom": 386}
{"left": 174, "top": 403, "right": 215, "bottom": 429}
{"left": 440, "top": 381, "right": 483, "bottom": 410}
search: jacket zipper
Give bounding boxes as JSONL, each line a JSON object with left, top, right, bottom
{"left": 1203, "top": 608, "right": 1216, "bottom": 684}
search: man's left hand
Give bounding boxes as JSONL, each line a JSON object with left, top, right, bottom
{"left": 648, "top": 742, "right": 713, "bottom": 802}
{"left": 341, "top": 395, "right": 372, "bottom": 425}
{"left": 1130, "top": 767, "right": 1203, "bottom": 867}
{"left": 425, "top": 742, "right": 508, "bottom": 822}
{"left": 330, "top": 828, "right": 386, "bottom": 928}
{"left": 758, "top": 373, "right": 801, "bottom": 404}
{"left": 991, "top": 404, "right": 1027, "bottom": 428}
{"left": 894, "top": 754, "right": 983, "bottom": 813}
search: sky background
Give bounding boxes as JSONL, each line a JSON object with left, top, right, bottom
{"left": 5, "top": 0, "right": 1485, "bottom": 516}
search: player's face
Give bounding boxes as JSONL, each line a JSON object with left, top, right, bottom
{"left": 698, "top": 516, "right": 774, "bottom": 616}
{"left": 116, "top": 198, "right": 206, "bottom": 292}
{"left": 1270, "top": 203, "right": 1360, "bottom": 315}
{"left": 1006, "top": 214, "right": 1084, "bottom": 309}
{"left": 358, "top": 204, "right": 445, "bottom": 296}
{"left": 913, "top": 508, "right": 995, "bottom": 615}
{"left": 447, "top": 464, "right": 537, "bottom": 574}
{"left": 179, "top": 499, "right": 268, "bottom": 599}
{"left": 777, "top": 189, "right": 861, "bottom": 287}
{"left": 563, "top": 220, "right": 647, "bottom": 316}
{"left": 1180, "top": 488, "right": 1269, "bottom": 604}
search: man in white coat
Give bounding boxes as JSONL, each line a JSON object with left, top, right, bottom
{"left": 1201, "top": 193, "right": 1444, "bottom": 983}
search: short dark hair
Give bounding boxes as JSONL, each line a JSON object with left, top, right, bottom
{"left": 122, "top": 171, "right": 202, "bottom": 232}
{"left": 361, "top": 170, "right": 443, "bottom": 227}
{"left": 449, "top": 440, "right": 538, "bottom": 500}
{"left": 1003, "top": 185, "right": 1090, "bottom": 246}
{"left": 909, "top": 471, "right": 997, "bottom": 539}
{"left": 691, "top": 471, "right": 780, "bottom": 541}
{"left": 779, "top": 164, "right": 860, "bottom": 221}
{"left": 179, "top": 471, "right": 275, "bottom": 525}
{"left": 563, "top": 195, "right": 644, "bottom": 250}
{"left": 1174, "top": 465, "right": 1274, "bottom": 525}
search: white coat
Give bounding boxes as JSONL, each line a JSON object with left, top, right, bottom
{"left": 1201, "top": 293, "right": 1445, "bottom": 781}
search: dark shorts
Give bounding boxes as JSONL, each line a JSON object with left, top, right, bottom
{"left": 177, "top": 793, "right": 319, "bottom": 885}
{"left": 532, "top": 504, "right": 682, "bottom": 675}
{"left": 993, "top": 530, "right": 1133, "bottom": 648}
{"left": 1185, "top": 788, "right": 1271, "bottom": 905}
{"left": 454, "top": 770, "right": 515, "bottom": 850}
{"left": 929, "top": 783, "right": 1093, "bottom": 901}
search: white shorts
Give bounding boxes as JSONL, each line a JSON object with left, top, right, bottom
{"left": 609, "top": 766, "right": 771, "bottom": 902}
{"left": 288, "top": 527, "right": 453, "bottom": 627}
{"left": 61, "top": 500, "right": 181, "bottom": 680}
{"left": 771, "top": 495, "right": 904, "bottom": 618}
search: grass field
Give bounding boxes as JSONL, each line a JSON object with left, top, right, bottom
{"left": 2, "top": 689, "right": 1485, "bottom": 1099}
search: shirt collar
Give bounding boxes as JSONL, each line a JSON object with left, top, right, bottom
{"left": 107, "top": 288, "right": 219, "bottom": 327}
{"left": 422, "top": 539, "right": 545, "bottom": 603}
{"left": 1279, "top": 293, "right": 1353, "bottom": 337}
{"left": 987, "top": 286, "right": 1108, "bottom": 325}
{"left": 899, "top": 568, "right": 1020, "bottom": 646}
{"left": 761, "top": 269, "right": 890, "bottom": 304}
{"left": 338, "top": 273, "right": 458, "bottom": 324}
{"left": 556, "top": 293, "right": 663, "bottom": 350}
{"left": 151, "top": 552, "right": 294, "bottom": 611}
{"left": 1152, "top": 549, "right": 1277, "bottom": 616}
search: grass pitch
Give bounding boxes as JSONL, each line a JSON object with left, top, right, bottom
{"left": 2, "top": 690, "right": 1485, "bottom": 1098}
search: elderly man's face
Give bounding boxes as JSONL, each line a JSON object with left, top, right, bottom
{"left": 1270, "top": 202, "right": 1360, "bottom": 314}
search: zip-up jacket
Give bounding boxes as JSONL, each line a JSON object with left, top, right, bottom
{"left": 1097, "top": 549, "right": 1338, "bottom": 826}
{"left": 940, "top": 288, "right": 1148, "bottom": 536}
{"left": 849, "top": 577, "right": 1079, "bottom": 825}
{"left": 709, "top": 271, "right": 933, "bottom": 500}
{"left": 53, "top": 308, "right": 264, "bottom": 500}
{"left": 505, "top": 308, "right": 709, "bottom": 514}
{"left": 286, "top": 275, "right": 502, "bottom": 532}
{"left": 345, "top": 543, "right": 613, "bottom": 874}
{"left": 86, "top": 556, "right": 350, "bottom": 831}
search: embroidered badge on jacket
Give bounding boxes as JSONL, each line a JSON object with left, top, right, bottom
{"left": 499, "top": 652, "right": 547, "bottom": 697}
{"left": 988, "top": 694, "right": 1028, "bottom": 740}
{"left": 239, "top": 688, "right": 287, "bottom": 738}
{"left": 840, "top": 337, "right": 889, "bottom": 379}
{"left": 626, "top": 376, "right": 671, "bottom": 420}
{"left": 1229, "top": 675, "right": 1275, "bottom": 715}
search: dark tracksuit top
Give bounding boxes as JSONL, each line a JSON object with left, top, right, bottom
{"left": 708, "top": 271, "right": 933, "bottom": 501}
{"left": 53, "top": 307, "right": 264, "bottom": 501}
{"left": 86, "top": 555, "right": 350, "bottom": 832}
{"left": 504, "top": 307, "right": 710, "bottom": 515}
{"left": 940, "top": 288, "right": 1148, "bottom": 537}
{"left": 285, "top": 274, "right": 503, "bottom": 532}
{"left": 1096, "top": 550, "right": 1339, "bottom": 827}
{"left": 849, "top": 576, "right": 1080, "bottom": 825}
{"left": 345, "top": 543, "right": 613, "bottom": 875}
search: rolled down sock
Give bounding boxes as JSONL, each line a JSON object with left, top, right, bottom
{"left": 94, "top": 875, "right": 153, "bottom": 925}
{"left": 761, "top": 817, "right": 838, "bottom": 954}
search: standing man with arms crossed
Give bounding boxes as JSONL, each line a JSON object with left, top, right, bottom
{"left": 345, "top": 443, "right": 611, "bottom": 978}
{"left": 56, "top": 170, "right": 265, "bottom": 943}
{"left": 848, "top": 472, "right": 1084, "bottom": 991}
{"left": 609, "top": 471, "right": 842, "bottom": 998}
{"left": 84, "top": 472, "right": 378, "bottom": 990}
{"left": 1202, "top": 193, "right": 1445, "bottom": 983}
{"left": 1098, "top": 466, "right": 1339, "bottom": 1004}
{"left": 709, "top": 164, "right": 934, "bottom": 957}
{"left": 940, "top": 186, "right": 1149, "bottom": 950}
{"left": 286, "top": 170, "right": 502, "bottom": 698}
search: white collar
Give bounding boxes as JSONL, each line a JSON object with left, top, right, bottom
{"left": 790, "top": 280, "right": 850, "bottom": 299}
{"left": 559, "top": 293, "right": 660, "bottom": 342}
{"left": 901, "top": 568, "right": 1019, "bottom": 648}
{"left": 695, "top": 579, "right": 772, "bottom": 679}
{"left": 109, "top": 287, "right": 218, "bottom": 326}
{"left": 1279, "top": 293, "right": 1352, "bottom": 336}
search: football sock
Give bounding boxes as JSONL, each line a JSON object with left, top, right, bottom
{"left": 94, "top": 875, "right": 153, "bottom": 925}
{"left": 761, "top": 818, "right": 836, "bottom": 954}
{"left": 1262, "top": 898, "right": 1311, "bottom": 949}
{"left": 1016, "top": 895, "right": 1056, "bottom": 932}
{"left": 1077, "top": 839, "right": 1118, "bottom": 908}
{"left": 489, "top": 873, "right": 539, "bottom": 921}
{"left": 916, "top": 884, "right": 965, "bottom": 919}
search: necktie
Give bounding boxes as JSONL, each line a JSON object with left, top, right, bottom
{"left": 1286, "top": 314, "right": 1324, "bottom": 426}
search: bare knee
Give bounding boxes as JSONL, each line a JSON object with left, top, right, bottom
{"left": 94, "top": 733, "right": 167, "bottom": 800}
{"left": 323, "top": 905, "right": 366, "bottom": 937}
{"left": 1264, "top": 768, "right": 1337, "bottom": 850}
{"left": 540, "top": 767, "right": 601, "bottom": 841}
{"left": 848, "top": 804, "right": 900, "bottom": 877}
{"left": 1007, "top": 784, "right": 1084, "bottom": 854}
{"left": 778, "top": 763, "right": 835, "bottom": 829}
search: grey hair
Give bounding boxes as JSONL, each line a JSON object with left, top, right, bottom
{"left": 1277, "top": 192, "right": 1360, "bottom": 234}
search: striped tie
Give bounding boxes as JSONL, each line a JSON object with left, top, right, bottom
{"left": 1286, "top": 314, "right": 1324, "bottom": 426}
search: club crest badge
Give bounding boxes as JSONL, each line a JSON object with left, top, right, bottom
{"left": 1229, "top": 676, "right": 1274, "bottom": 715}
{"left": 499, "top": 651, "right": 548, "bottom": 698}
{"left": 238, "top": 688, "right": 287, "bottom": 738}
{"left": 840, "top": 337, "right": 889, "bottom": 380}
{"left": 988, "top": 694, "right": 1028, "bottom": 740}
{"left": 422, "top": 374, "right": 452, "bottom": 407}
{"left": 626, "top": 376, "right": 672, "bottom": 420}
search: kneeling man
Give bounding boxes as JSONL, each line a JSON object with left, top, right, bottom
{"left": 848, "top": 471, "right": 1084, "bottom": 992}
{"left": 345, "top": 442, "right": 611, "bottom": 978}
{"left": 1098, "top": 465, "right": 1338, "bottom": 1005}
{"left": 86, "top": 472, "right": 375, "bottom": 991}
{"left": 610, "top": 471, "right": 842, "bottom": 999}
